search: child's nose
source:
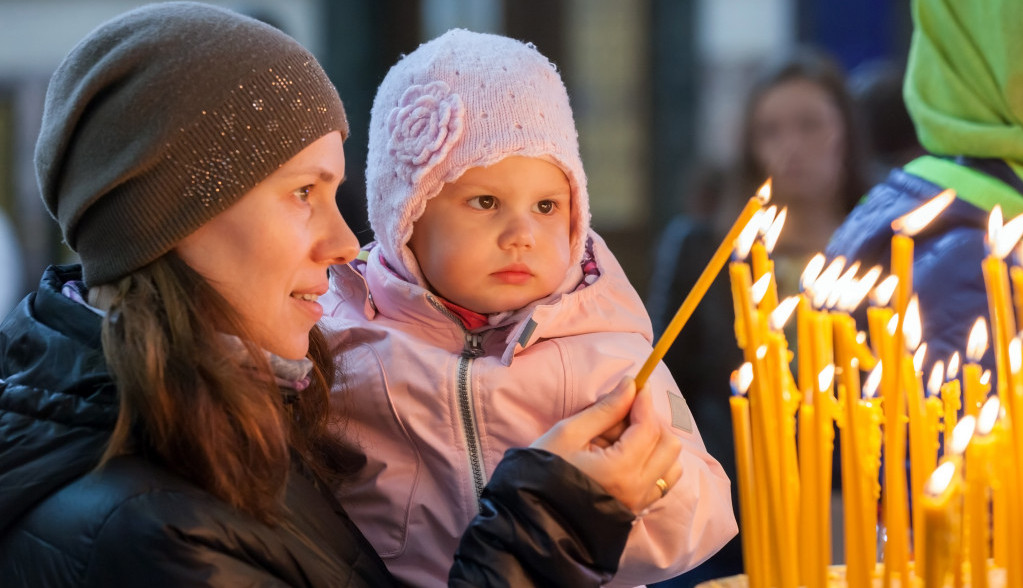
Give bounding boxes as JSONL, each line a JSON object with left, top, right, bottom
{"left": 498, "top": 214, "right": 536, "bottom": 249}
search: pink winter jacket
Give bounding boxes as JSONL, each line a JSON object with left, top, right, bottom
{"left": 319, "top": 231, "right": 737, "bottom": 587}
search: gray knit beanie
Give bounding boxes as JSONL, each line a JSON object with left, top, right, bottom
{"left": 35, "top": 1, "right": 348, "bottom": 286}
{"left": 365, "top": 29, "right": 589, "bottom": 285}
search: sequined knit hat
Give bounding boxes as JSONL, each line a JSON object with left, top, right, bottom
{"left": 35, "top": 1, "right": 348, "bottom": 286}
{"left": 365, "top": 28, "right": 589, "bottom": 284}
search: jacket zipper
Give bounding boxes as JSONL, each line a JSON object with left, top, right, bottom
{"left": 428, "top": 297, "right": 488, "bottom": 506}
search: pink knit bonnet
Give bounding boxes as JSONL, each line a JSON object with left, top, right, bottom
{"left": 365, "top": 28, "right": 590, "bottom": 284}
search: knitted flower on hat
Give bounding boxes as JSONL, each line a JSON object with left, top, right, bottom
{"left": 366, "top": 28, "right": 590, "bottom": 285}
{"left": 387, "top": 81, "right": 465, "bottom": 183}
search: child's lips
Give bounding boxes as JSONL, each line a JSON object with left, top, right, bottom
{"left": 492, "top": 264, "right": 533, "bottom": 284}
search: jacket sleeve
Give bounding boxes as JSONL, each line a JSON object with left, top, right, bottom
{"left": 607, "top": 361, "right": 739, "bottom": 587}
{"left": 448, "top": 448, "right": 635, "bottom": 588}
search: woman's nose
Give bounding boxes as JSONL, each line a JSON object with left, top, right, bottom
{"left": 319, "top": 206, "right": 361, "bottom": 265}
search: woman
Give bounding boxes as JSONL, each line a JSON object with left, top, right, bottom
{"left": 738, "top": 48, "right": 869, "bottom": 279}
{"left": 0, "top": 4, "right": 682, "bottom": 586}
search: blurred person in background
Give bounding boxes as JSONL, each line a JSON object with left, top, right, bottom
{"left": 849, "top": 59, "right": 926, "bottom": 183}
{"left": 739, "top": 47, "right": 870, "bottom": 290}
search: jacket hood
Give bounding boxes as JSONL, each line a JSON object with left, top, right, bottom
{"left": 905, "top": 0, "right": 1023, "bottom": 170}
{"left": 0, "top": 265, "right": 116, "bottom": 536}
{"left": 331, "top": 230, "right": 653, "bottom": 366}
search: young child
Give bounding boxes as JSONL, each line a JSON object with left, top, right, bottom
{"left": 320, "top": 29, "right": 737, "bottom": 587}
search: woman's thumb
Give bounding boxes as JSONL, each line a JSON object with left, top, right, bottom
{"left": 573, "top": 377, "right": 637, "bottom": 435}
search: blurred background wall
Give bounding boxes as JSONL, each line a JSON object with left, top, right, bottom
{"left": 0, "top": 0, "right": 911, "bottom": 316}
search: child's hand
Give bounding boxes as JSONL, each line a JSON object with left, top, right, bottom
{"left": 531, "top": 377, "right": 683, "bottom": 514}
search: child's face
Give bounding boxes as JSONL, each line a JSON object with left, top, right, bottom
{"left": 408, "top": 156, "right": 572, "bottom": 314}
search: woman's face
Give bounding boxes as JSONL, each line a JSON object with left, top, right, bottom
{"left": 751, "top": 78, "right": 846, "bottom": 205}
{"left": 176, "top": 131, "right": 359, "bottom": 359}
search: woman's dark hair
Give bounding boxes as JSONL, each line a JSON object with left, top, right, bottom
{"left": 738, "top": 47, "right": 870, "bottom": 214}
{"left": 97, "top": 253, "right": 359, "bottom": 523}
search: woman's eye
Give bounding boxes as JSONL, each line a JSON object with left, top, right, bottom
{"left": 535, "top": 200, "right": 557, "bottom": 215}
{"left": 468, "top": 195, "right": 497, "bottom": 210}
{"left": 293, "top": 186, "right": 313, "bottom": 202}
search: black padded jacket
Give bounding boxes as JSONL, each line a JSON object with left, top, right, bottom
{"left": 0, "top": 265, "right": 634, "bottom": 587}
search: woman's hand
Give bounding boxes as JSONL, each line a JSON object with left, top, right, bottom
{"left": 531, "top": 377, "right": 683, "bottom": 514}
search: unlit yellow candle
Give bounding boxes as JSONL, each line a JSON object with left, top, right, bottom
{"left": 967, "top": 397, "right": 998, "bottom": 588}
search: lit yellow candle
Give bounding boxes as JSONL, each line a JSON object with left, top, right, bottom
{"left": 946, "top": 415, "right": 975, "bottom": 588}
{"left": 921, "top": 460, "right": 963, "bottom": 588}
{"left": 797, "top": 252, "right": 826, "bottom": 395}
{"left": 991, "top": 410, "right": 1011, "bottom": 569}
{"left": 887, "top": 189, "right": 956, "bottom": 585}
{"left": 925, "top": 362, "right": 945, "bottom": 477}
{"left": 982, "top": 206, "right": 1017, "bottom": 404}
{"left": 750, "top": 206, "right": 783, "bottom": 314}
{"left": 967, "top": 397, "right": 999, "bottom": 588}
{"left": 904, "top": 353, "right": 929, "bottom": 579}
{"left": 798, "top": 400, "right": 820, "bottom": 588}
{"left": 729, "top": 365, "right": 764, "bottom": 588}
{"left": 860, "top": 365, "right": 885, "bottom": 569}
{"left": 834, "top": 313, "right": 865, "bottom": 585}
{"left": 635, "top": 181, "right": 770, "bottom": 388}
{"left": 962, "top": 320, "right": 987, "bottom": 421}
{"left": 732, "top": 258, "right": 793, "bottom": 588}
{"left": 1012, "top": 264, "right": 1023, "bottom": 325}
{"left": 815, "top": 365, "right": 836, "bottom": 588}
{"left": 880, "top": 313, "right": 910, "bottom": 586}
{"left": 768, "top": 297, "right": 801, "bottom": 586}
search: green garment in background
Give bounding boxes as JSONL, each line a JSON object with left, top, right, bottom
{"left": 904, "top": 0, "right": 1023, "bottom": 175}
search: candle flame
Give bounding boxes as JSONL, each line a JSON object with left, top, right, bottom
{"left": 763, "top": 207, "right": 786, "bottom": 253}
{"left": 864, "top": 363, "right": 882, "bottom": 398}
{"left": 904, "top": 296, "right": 922, "bottom": 351}
{"left": 759, "top": 205, "right": 777, "bottom": 235}
{"left": 981, "top": 370, "right": 991, "bottom": 386}
{"left": 950, "top": 414, "right": 976, "bottom": 456}
{"left": 1011, "top": 337, "right": 1022, "bottom": 374}
{"left": 828, "top": 262, "right": 861, "bottom": 310}
{"left": 812, "top": 257, "right": 846, "bottom": 308}
{"left": 856, "top": 331, "right": 867, "bottom": 345}
{"left": 967, "top": 317, "right": 989, "bottom": 362}
{"left": 755, "top": 178, "right": 772, "bottom": 204}
{"left": 994, "top": 210, "right": 1023, "bottom": 259}
{"left": 925, "top": 460, "right": 957, "bottom": 496}
{"left": 728, "top": 370, "right": 752, "bottom": 398}
{"left": 818, "top": 364, "right": 835, "bottom": 392}
{"left": 756, "top": 344, "right": 767, "bottom": 360}
{"left": 927, "top": 361, "right": 945, "bottom": 396}
{"left": 977, "top": 396, "right": 1000, "bottom": 436}
{"left": 800, "top": 253, "right": 826, "bottom": 292}
{"left": 891, "top": 188, "right": 955, "bottom": 236}
{"left": 751, "top": 273, "right": 772, "bottom": 306}
{"left": 870, "top": 275, "right": 899, "bottom": 307}
{"left": 847, "top": 266, "right": 882, "bottom": 310}
{"left": 887, "top": 313, "right": 899, "bottom": 336}
{"left": 947, "top": 351, "right": 961, "bottom": 379}
{"left": 734, "top": 209, "right": 761, "bottom": 260}
{"left": 987, "top": 205, "right": 1004, "bottom": 253}
{"left": 739, "top": 362, "right": 754, "bottom": 390}
{"left": 914, "top": 343, "right": 927, "bottom": 373}
{"left": 769, "top": 296, "right": 800, "bottom": 331}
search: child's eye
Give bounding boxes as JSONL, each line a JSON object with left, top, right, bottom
{"left": 535, "top": 200, "right": 557, "bottom": 214}
{"left": 293, "top": 186, "right": 313, "bottom": 202}
{"left": 468, "top": 195, "right": 497, "bottom": 210}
